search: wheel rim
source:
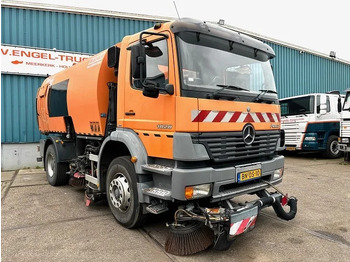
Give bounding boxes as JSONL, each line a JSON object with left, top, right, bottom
{"left": 47, "top": 153, "right": 55, "bottom": 178}
{"left": 330, "top": 140, "right": 339, "bottom": 155}
{"left": 109, "top": 173, "right": 131, "bottom": 212}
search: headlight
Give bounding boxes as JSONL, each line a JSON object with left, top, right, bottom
{"left": 273, "top": 168, "right": 284, "bottom": 180}
{"left": 185, "top": 184, "right": 211, "bottom": 199}
{"left": 341, "top": 138, "right": 349, "bottom": 143}
{"left": 304, "top": 136, "right": 316, "bottom": 141}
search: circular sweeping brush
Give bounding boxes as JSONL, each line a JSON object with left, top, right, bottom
{"left": 165, "top": 221, "right": 214, "bottom": 256}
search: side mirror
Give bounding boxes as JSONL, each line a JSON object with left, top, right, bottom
{"left": 142, "top": 84, "right": 159, "bottom": 98}
{"left": 107, "top": 46, "right": 120, "bottom": 68}
{"left": 165, "top": 84, "right": 174, "bottom": 95}
{"left": 131, "top": 45, "right": 146, "bottom": 79}
{"left": 145, "top": 45, "right": 163, "bottom": 58}
{"left": 338, "top": 97, "right": 342, "bottom": 113}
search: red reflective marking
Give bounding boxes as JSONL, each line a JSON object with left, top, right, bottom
{"left": 276, "top": 113, "right": 281, "bottom": 122}
{"left": 236, "top": 218, "right": 250, "bottom": 235}
{"left": 213, "top": 111, "right": 227, "bottom": 122}
{"left": 192, "top": 110, "right": 211, "bottom": 122}
{"left": 282, "top": 194, "right": 288, "bottom": 206}
{"left": 256, "top": 112, "right": 265, "bottom": 122}
{"left": 250, "top": 217, "right": 257, "bottom": 227}
{"left": 266, "top": 112, "right": 275, "bottom": 122}
{"left": 244, "top": 113, "right": 254, "bottom": 122}
{"left": 229, "top": 112, "right": 241, "bottom": 122}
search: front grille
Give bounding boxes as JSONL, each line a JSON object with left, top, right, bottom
{"left": 341, "top": 120, "right": 350, "bottom": 137}
{"left": 192, "top": 130, "right": 280, "bottom": 162}
{"left": 282, "top": 123, "right": 300, "bottom": 145}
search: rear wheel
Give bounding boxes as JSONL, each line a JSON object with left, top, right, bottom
{"left": 106, "top": 156, "right": 143, "bottom": 228}
{"left": 323, "top": 135, "right": 342, "bottom": 159}
{"left": 45, "top": 144, "right": 69, "bottom": 186}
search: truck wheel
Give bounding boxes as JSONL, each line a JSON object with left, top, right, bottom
{"left": 45, "top": 144, "right": 69, "bottom": 186}
{"left": 106, "top": 156, "right": 143, "bottom": 228}
{"left": 323, "top": 135, "right": 342, "bottom": 159}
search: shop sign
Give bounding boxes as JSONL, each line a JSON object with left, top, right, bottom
{"left": 1, "top": 45, "right": 91, "bottom": 76}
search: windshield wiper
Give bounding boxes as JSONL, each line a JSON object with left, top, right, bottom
{"left": 252, "top": 89, "right": 278, "bottom": 102}
{"left": 212, "top": 84, "right": 249, "bottom": 99}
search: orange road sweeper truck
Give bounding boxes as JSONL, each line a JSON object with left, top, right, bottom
{"left": 37, "top": 18, "right": 297, "bottom": 255}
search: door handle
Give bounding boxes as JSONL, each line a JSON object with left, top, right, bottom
{"left": 125, "top": 111, "right": 135, "bottom": 116}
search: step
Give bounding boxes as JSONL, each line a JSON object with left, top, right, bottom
{"left": 141, "top": 164, "right": 173, "bottom": 176}
{"left": 146, "top": 202, "right": 169, "bottom": 214}
{"left": 143, "top": 187, "right": 172, "bottom": 200}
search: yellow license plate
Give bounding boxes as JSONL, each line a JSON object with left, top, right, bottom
{"left": 238, "top": 169, "right": 261, "bottom": 182}
{"left": 286, "top": 147, "right": 296, "bottom": 151}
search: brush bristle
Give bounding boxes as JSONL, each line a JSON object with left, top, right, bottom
{"left": 165, "top": 222, "right": 214, "bottom": 256}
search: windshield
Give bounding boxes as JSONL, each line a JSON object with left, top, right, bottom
{"left": 280, "top": 96, "right": 315, "bottom": 116}
{"left": 344, "top": 92, "right": 350, "bottom": 110}
{"left": 176, "top": 32, "right": 277, "bottom": 101}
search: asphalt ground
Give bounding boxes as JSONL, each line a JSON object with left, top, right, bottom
{"left": 1, "top": 155, "right": 350, "bottom": 261}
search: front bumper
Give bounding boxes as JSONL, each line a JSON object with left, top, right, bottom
{"left": 171, "top": 155, "right": 284, "bottom": 201}
{"left": 339, "top": 143, "right": 350, "bottom": 152}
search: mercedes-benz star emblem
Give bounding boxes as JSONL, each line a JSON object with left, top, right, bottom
{"left": 242, "top": 124, "right": 255, "bottom": 145}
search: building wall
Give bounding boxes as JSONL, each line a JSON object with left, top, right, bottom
{"left": 267, "top": 42, "right": 350, "bottom": 98}
{"left": 1, "top": 7, "right": 155, "bottom": 54}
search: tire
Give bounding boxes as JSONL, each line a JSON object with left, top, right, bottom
{"left": 323, "top": 135, "right": 342, "bottom": 159}
{"left": 106, "top": 156, "right": 143, "bottom": 228}
{"left": 45, "top": 144, "right": 69, "bottom": 186}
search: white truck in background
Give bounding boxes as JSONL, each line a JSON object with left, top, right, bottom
{"left": 338, "top": 88, "right": 350, "bottom": 161}
{"left": 280, "top": 92, "right": 344, "bottom": 158}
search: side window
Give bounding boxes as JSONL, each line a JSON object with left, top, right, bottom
{"left": 326, "top": 96, "right": 330, "bottom": 112}
{"left": 131, "top": 38, "right": 169, "bottom": 90}
{"left": 48, "top": 79, "right": 69, "bottom": 117}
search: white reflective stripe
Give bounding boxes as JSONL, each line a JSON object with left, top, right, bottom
{"left": 262, "top": 112, "right": 270, "bottom": 122}
{"left": 272, "top": 113, "right": 279, "bottom": 122}
{"left": 191, "top": 110, "right": 200, "bottom": 122}
{"left": 251, "top": 112, "right": 260, "bottom": 123}
{"left": 203, "top": 111, "right": 219, "bottom": 122}
{"left": 246, "top": 215, "right": 257, "bottom": 227}
{"left": 237, "top": 112, "right": 247, "bottom": 123}
{"left": 229, "top": 220, "right": 243, "bottom": 236}
{"left": 222, "top": 111, "right": 234, "bottom": 122}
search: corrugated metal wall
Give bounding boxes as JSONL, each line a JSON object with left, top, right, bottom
{"left": 266, "top": 41, "right": 350, "bottom": 98}
{"left": 2, "top": 6, "right": 350, "bottom": 143}
{"left": 1, "top": 7, "right": 154, "bottom": 53}
{"left": 1, "top": 74, "right": 46, "bottom": 143}
{"left": 1, "top": 6, "right": 155, "bottom": 143}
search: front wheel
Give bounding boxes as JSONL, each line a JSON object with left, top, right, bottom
{"left": 106, "top": 156, "right": 143, "bottom": 228}
{"left": 323, "top": 135, "right": 342, "bottom": 159}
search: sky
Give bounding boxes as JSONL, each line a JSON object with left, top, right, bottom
{"left": 11, "top": 0, "right": 350, "bottom": 62}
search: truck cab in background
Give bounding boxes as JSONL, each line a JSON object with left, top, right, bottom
{"left": 280, "top": 92, "right": 344, "bottom": 158}
{"left": 338, "top": 89, "right": 350, "bottom": 160}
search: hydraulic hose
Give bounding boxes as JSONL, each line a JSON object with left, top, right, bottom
{"left": 255, "top": 196, "right": 275, "bottom": 207}
{"left": 272, "top": 197, "right": 297, "bottom": 221}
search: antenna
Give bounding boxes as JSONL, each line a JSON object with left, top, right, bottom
{"left": 173, "top": 1, "right": 181, "bottom": 20}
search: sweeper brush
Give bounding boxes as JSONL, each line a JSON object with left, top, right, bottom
{"left": 165, "top": 221, "right": 214, "bottom": 256}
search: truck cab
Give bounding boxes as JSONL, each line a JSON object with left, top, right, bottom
{"left": 280, "top": 92, "right": 343, "bottom": 158}
{"left": 339, "top": 89, "right": 350, "bottom": 157}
